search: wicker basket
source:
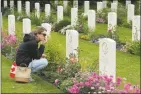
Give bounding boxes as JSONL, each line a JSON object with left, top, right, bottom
{"left": 15, "top": 65, "right": 31, "bottom": 83}
{"left": 15, "top": 77, "right": 29, "bottom": 83}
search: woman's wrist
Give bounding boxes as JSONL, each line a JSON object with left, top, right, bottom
{"left": 40, "top": 41, "right": 45, "bottom": 45}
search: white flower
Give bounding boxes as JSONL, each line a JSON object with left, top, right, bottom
{"left": 98, "top": 91, "right": 102, "bottom": 93}
{"left": 123, "top": 77, "right": 127, "bottom": 80}
{"left": 106, "top": 90, "right": 111, "bottom": 92}
{"left": 91, "top": 87, "right": 95, "bottom": 90}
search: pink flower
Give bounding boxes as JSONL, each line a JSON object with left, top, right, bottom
{"left": 79, "top": 24, "right": 83, "bottom": 28}
{"left": 136, "top": 88, "right": 141, "bottom": 93}
{"left": 95, "top": 83, "right": 100, "bottom": 88}
{"left": 124, "top": 83, "right": 131, "bottom": 91}
{"left": 103, "top": 75, "right": 108, "bottom": 81}
{"left": 105, "top": 85, "right": 110, "bottom": 90}
{"left": 6, "top": 35, "right": 17, "bottom": 45}
{"left": 79, "top": 82, "right": 84, "bottom": 87}
{"left": 92, "top": 72, "right": 97, "bottom": 78}
{"left": 55, "top": 79, "right": 59, "bottom": 84}
{"left": 116, "top": 77, "right": 122, "bottom": 86}
{"left": 85, "top": 81, "right": 91, "bottom": 87}
{"left": 97, "top": 75, "right": 102, "bottom": 80}
{"left": 108, "top": 29, "right": 112, "bottom": 32}
{"left": 88, "top": 76, "right": 93, "bottom": 81}
{"left": 68, "top": 85, "right": 80, "bottom": 93}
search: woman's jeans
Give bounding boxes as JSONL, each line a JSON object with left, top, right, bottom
{"left": 28, "top": 58, "right": 48, "bottom": 73}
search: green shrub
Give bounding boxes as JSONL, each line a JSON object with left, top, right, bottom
{"left": 64, "top": 5, "right": 71, "bottom": 17}
{"left": 30, "top": 12, "right": 44, "bottom": 26}
{"left": 126, "top": 41, "right": 140, "bottom": 56}
{"left": 73, "top": 15, "right": 89, "bottom": 34}
{"left": 117, "top": 3, "right": 127, "bottom": 26}
{"left": 107, "top": 26, "right": 120, "bottom": 44}
{"left": 44, "top": 39, "right": 65, "bottom": 64}
{"left": 88, "top": 31, "right": 96, "bottom": 40}
{"left": 135, "top": 1, "right": 140, "bottom": 15}
{"left": 122, "top": 20, "right": 132, "bottom": 29}
{"left": 59, "top": 78, "right": 73, "bottom": 92}
{"left": 3, "top": 8, "right": 13, "bottom": 16}
{"left": 96, "top": 8, "right": 110, "bottom": 24}
{"left": 53, "top": 19, "right": 71, "bottom": 32}
{"left": 43, "top": 15, "right": 55, "bottom": 24}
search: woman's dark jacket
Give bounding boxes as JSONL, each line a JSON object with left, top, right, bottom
{"left": 16, "top": 32, "right": 45, "bottom": 66}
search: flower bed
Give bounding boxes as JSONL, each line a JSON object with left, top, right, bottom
{"left": 1, "top": 32, "right": 20, "bottom": 60}
{"left": 38, "top": 54, "right": 140, "bottom": 93}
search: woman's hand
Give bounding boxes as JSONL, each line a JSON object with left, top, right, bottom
{"left": 42, "top": 54, "right": 46, "bottom": 58}
{"left": 40, "top": 40, "right": 46, "bottom": 45}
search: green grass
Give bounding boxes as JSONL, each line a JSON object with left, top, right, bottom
{"left": 94, "top": 23, "right": 132, "bottom": 43}
{"left": 1, "top": 55, "right": 62, "bottom": 93}
{"left": 2, "top": 16, "right": 140, "bottom": 86}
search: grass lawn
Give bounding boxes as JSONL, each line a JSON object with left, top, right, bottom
{"left": 94, "top": 23, "right": 132, "bottom": 43}
{"left": 2, "top": 16, "right": 140, "bottom": 86}
{"left": 1, "top": 55, "right": 62, "bottom": 93}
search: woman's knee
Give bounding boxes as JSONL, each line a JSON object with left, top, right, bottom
{"left": 41, "top": 58, "right": 48, "bottom": 66}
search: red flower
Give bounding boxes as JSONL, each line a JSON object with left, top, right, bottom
{"left": 108, "top": 29, "right": 112, "bottom": 32}
{"left": 57, "top": 66, "right": 63, "bottom": 73}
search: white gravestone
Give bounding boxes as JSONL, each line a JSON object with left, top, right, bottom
{"left": 8, "top": 15, "right": 15, "bottom": 35}
{"left": 0, "top": 13, "right": 2, "bottom": 31}
{"left": 66, "top": 30, "right": 79, "bottom": 60}
{"left": 57, "top": 6, "right": 63, "bottom": 23}
{"left": 127, "top": 4, "right": 134, "bottom": 23}
{"left": 97, "top": 2, "right": 103, "bottom": 12}
{"left": 0, "top": 0, "right": 2, "bottom": 31}
{"left": 108, "top": 12, "right": 117, "bottom": 32}
{"left": 41, "top": 23, "right": 51, "bottom": 37}
{"left": 88, "top": 10, "right": 96, "bottom": 31}
{"left": 103, "top": 1, "right": 107, "bottom": 8}
{"left": 99, "top": 38, "right": 116, "bottom": 82}
{"left": 23, "top": 18, "right": 31, "bottom": 34}
{"left": 132, "top": 16, "right": 140, "bottom": 41}
{"left": 55, "top": 0, "right": 58, "bottom": 6}
{"left": 113, "top": 0, "right": 118, "bottom": 5}
{"left": 84, "top": 1, "right": 89, "bottom": 15}
{"left": 35, "top": 3, "right": 40, "bottom": 18}
{"left": 4, "top": 0, "right": 7, "bottom": 8}
{"left": 45, "top": 4, "right": 51, "bottom": 17}
{"left": 73, "top": 0, "right": 78, "bottom": 8}
{"left": 111, "top": 3, "right": 117, "bottom": 12}
{"left": 126, "top": 0, "right": 131, "bottom": 8}
{"left": 17, "top": 1, "right": 22, "bottom": 13}
{"left": 0, "top": 0, "right": 1, "bottom": 13}
{"left": 71, "top": 8, "right": 78, "bottom": 26}
{"left": 139, "top": 1, "right": 140, "bottom": 10}
{"left": 63, "top": 1, "right": 68, "bottom": 10}
{"left": 25, "top": 1, "right": 30, "bottom": 17}
{"left": 10, "top": 0, "right": 14, "bottom": 9}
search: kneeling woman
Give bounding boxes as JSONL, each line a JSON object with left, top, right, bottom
{"left": 16, "top": 26, "right": 48, "bottom": 81}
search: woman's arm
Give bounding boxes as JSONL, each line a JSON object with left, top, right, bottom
{"left": 28, "top": 41, "right": 45, "bottom": 59}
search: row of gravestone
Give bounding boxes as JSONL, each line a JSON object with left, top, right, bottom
{"left": 2, "top": 0, "right": 140, "bottom": 26}
{"left": 2, "top": 0, "right": 140, "bottom": 22}
{"left": 2, "top": 0, "right": 141, "bottom": 41}
{"left": 7, "top": 12, "right": 140, "bottom": 41}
